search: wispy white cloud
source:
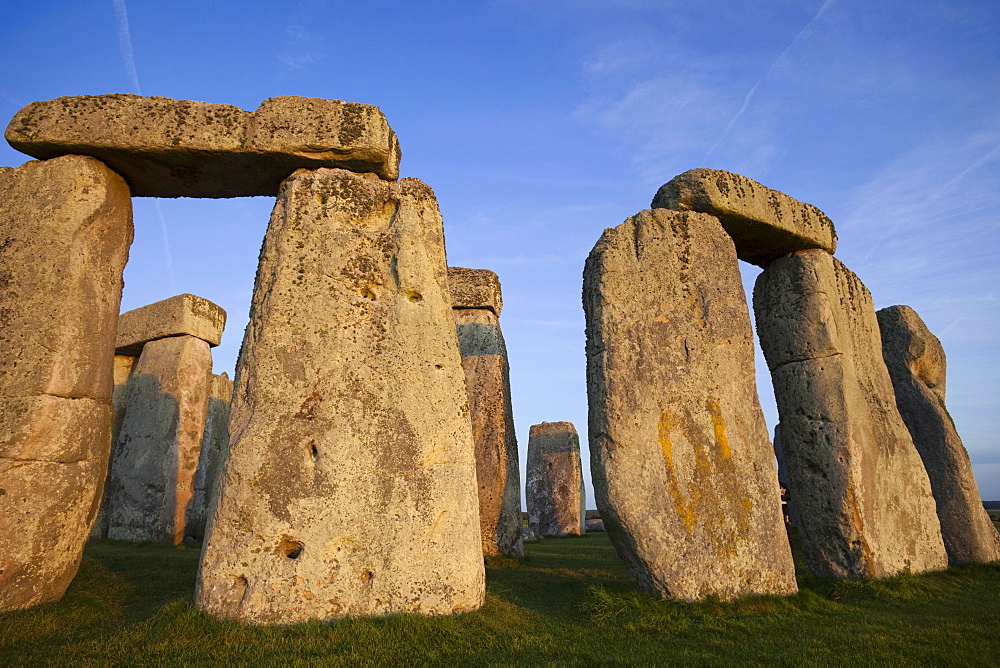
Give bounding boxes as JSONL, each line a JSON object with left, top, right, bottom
{"left": 278, "top": 25, "right": 324, "bottom": 71}
{"left": 112, "top": 0, "right": 141, "bottom": 95}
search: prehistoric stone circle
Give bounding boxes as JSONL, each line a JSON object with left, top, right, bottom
{"left": 116, "top": 293, "right": 227, "bottom": 356}
{"left": 583, "top": 208, "right": 798, "bottom": 601}
{"left": 5, "top": 95, "right": 401, "bottom": 197}
{"left": 186, "top": 372, "right": 234, "bottom": 542}
{"left": 754, "top": 250, "right": 947, "bottom": 579}
{"left": 449, "top": 267, "right": 523, "bottom": 557}
{"left": 0, "top": 155, "right": 133, "bottom": 612}
{"left": 196, "top": 168, "right": 484, "bottom": 624}
{"left": 877, "top": 305, "right": 1000, "bottom": 565}
{"left": 106, "top": 334, "right": 213, "bottom": 545}
{"left": 651, "top": 168, "right": 836, "bottom": 267}
{"left": 526, "top": 421, "right": 585, "bottom": 536}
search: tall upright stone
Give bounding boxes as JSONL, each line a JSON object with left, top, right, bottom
{"left": 0, "top": 155, "right": 132, "bottom": 612}
{"left": 877, "top": 305, "right": 1000, "bottom": 565}
{"left": 754, "top": 250, "right": 947, "bottom": 579}
{"left": 449, "top": 267, "right": 523, "bottom": 557}
{"left": 196, "top": 168, "right": 484, "bottom": 624}
{"left": 584, "top": 208, "right": 797, "bottom": 601}
{"left": 106, "top": 335, "right": 213, "bottom": 545}
{"left": 526, "top": 422, "right": 585, "bottom": 536}
{"left": 186, "top": 372, "right": 234, "bottom": 542}
{"left": 89, "top": 354, "right": 137, "bottom": 540}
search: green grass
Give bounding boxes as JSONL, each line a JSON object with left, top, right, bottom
{"left": 2, "top": 533, "right": 998, "bottom": 665}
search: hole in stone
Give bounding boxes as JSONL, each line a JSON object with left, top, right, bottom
{"left": 434, "top": 364, "right": 443, "bottom": 369}
{"left": 408, "top": 291, "right": 422, "bottom": 302}
{"left": 279, "top": 538, "right": 304, "bottom": 560}
{"left": 360, "top": 287, "right": 376, "bottom": 301}
{"left": 309, "top": 440, "right": 318, "bottom": 461}
{"left": 361, "top": 570, "right": 374, "bottom": 582}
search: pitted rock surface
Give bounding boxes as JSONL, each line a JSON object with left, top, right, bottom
{"left": 116, "top": 293, "right": 226, "bottom": 356}
{"left": 0, "top": 155, "right": 132, "bottom": 611}
{"left": 454, "top": 306, "right": 523, "bottom": 556}
{"left": 754, "top": 250, "right": 947, "bottom": 579}
{"left": 651, "top": 168, "right": 836, "bottom": 267}
{"left": 877, "top": 305, "right": 1000, "bottom": 564}
{"left": 106, "top": 335, "right": 212, "bottom": 545}
{"left": 186, "top": 372, "right": 234, "bottom": 542}
{"left": 448, "top": 267, "right": 503, "bottom": 316}
{"left": 584, "top": 208, "right": 797, "bottom": 601}
{"left": 5, "top": 95, "right": 401, "bottom": 197}
{"left": 196, "top": 168, "right": 484, "bottom": 624}
{"left": 526, "top": 422, "right": 585, "bottom": 536}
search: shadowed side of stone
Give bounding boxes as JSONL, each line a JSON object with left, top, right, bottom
{"left": 651, "top": 168, "right": 836, "bottom": 267}
{"left": 877, "top": 305, "right": 1000, "bottom": 565}
{"left": 754, "top": 250, "right": 947, "bottom": 579}
{"left": 90, "top": 354, "right": 137, "bottom": 540}
{"left": 196, "top": 168, "right": 484, "bottom": 624}
{"left": 5, "top": 94, "right": 401, "bottom": 197}
{"left": 116, "top": 293, "right": 226, "bottom": 356}
{"left": 186, "top": 373, "right": 234, "bottom": 542}
{"left": 584, "top": 208, "right": 797, "bottom": 601}
{"left": 526, "top": 422, "right": 585, "bottom": 536}
{"left": 0, "top": 155, "right": 132, "bottom": 612}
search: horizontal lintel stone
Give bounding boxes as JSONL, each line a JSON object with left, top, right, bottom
{"left": 448, "top": 267, "right": 503, "bottom": 316}
{"left": 116, "top": 294, "right": 226, "bottom": 355}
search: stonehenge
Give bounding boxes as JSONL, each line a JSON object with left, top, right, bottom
{"left": 186, "top": 372, "right": 234, "bottom": 542}
{"left": 526, "top": 421, "right": 586, "bottom": 536}
{"left": 877, "top": 305, "right": 1000, "bottom": 565}
{"left": 584, "top": 208, "right": 797, "bottom": 600}
{"left": 195, "top": 168, "right": 485, "bottom": 624}
{"left": 449, "top": 267, "right": 524, "bottom": 557}
{"left": 0, "top": 155, "right": 133, "bottom": 612}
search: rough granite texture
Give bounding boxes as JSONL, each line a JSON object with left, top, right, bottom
{"left": 754, "top": 250, "right": 947, "bottom": 579}
{"left": 526, "top": 422, "right": 586, "bottom": 536}
{"left": 448, "top": 267, "right": 503, "bottom": 316}
{"left": 195, "top": 168, "right": 485, "bottom": 624}
{"left": 651, "top": 168, "right": 837, "bottom": 267}
{"left": 583, "top": 208, "right": 797, "bottom": 601}
{"left": 106, "top": 335, "right": 212, "bottom": 545}
{"left": 90, "top": 354, "right": 137, "bottom": 540}
{"left": 186, "top": 373, "right": 234, "bottom": 542}
{"left": 877, "top": 305, "right": 1000, "bottom": 565}
{"left": 454, "top": 306, "right": 523, "bottom": 557}
{"left": 0, "top": 155, "right": 132, "bottom": 612}
{"left": 116, "top": 293, "right": 226, "bottom": 356}
{"left": 5, "top": 94, "right": 401, "bottom": 197}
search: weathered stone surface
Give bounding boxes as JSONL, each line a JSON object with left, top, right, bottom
{"left": 877, "top": 305, "right": 1000, "bottom": 565}
{"left": 526, "top": 422, "right": 585, "bottom": 536}
{"left": 116, "top": 294, "right": 226, "bottom": 356}
{"left": 454, "top": 306, "right": 523, "bottom": 557}
{"left": 448, "top": 267, "right": 503, "bottom": 316}
{"left": 90, "top": 354, "right": 137, "bottom": 540}
{"left": 5, "top": 95, "right": 401, "bottom": 198}
{"left": 196, "top": 168, "right": 484, "bottom": 624}
{"left": 0, "top": 155, "right": 132, "bottom": 611}
{"left": 753, "top": 250, "right": 947, "bottom": 579}
{"left": 186, "top": 373, "right": 234, "bottom": 542}
{"left": 584, "top": 208, "right": 797, "bottom": 601}
{"left": 651, "top": 168, "right": 836, "bottom": 267}
{"left": 106, "top": 335, "right": 212, "bottom": 545}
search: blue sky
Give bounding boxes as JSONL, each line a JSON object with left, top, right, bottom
{"left": 2, "top": 1, "right": 998, "bottom": 500}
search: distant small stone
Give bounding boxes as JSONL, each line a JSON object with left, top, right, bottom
{"left": 585, "top": 519, "right": 605, "bottom": 532}
{"left": 526, "top": 421, "right": 585, "bottom": 536}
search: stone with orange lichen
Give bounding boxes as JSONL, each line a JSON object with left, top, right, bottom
{"left": 583, "top": 208, "right": 796, "bottom": 601}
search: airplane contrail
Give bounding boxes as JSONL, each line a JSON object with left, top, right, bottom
{"left": 704, "top": 0, "right": 835, "bottom": 161}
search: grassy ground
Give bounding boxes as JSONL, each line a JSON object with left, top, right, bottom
{"left": 2, "top": 532, "right": 998, "bottom": 665}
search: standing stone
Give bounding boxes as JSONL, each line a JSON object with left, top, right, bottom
{"left": 526, "top": 422, "right": 585, "bottom": 536}
{"left": 5, "top": 94, "right": 401, "bottom": 197}
{"left": 106, "top": 335, "right": 212, "bottom": 545}
{"left": 196, "top": 168, "right": 484, "bottom": 624}
{"left": 449, "top": 267, "right": 523, "bottom": 557}
{"left": 185, "top": 372, "right": 234, "bottom": 542}
{"left": 651, "top": 168, "right": 837, "bottom": 267}
{"left": 773, "top": 424, "right": 797, "bottom": 528}
{"left": 90, "top": 354, "right": 137, "bottom": 540}
{"left": 877, "top": 305, "right": 1000, "bottom": 565}
{"left": 0, "top": 155, "right": 132, "bottom": 612}
{"left": 754, "top": 250, "right": 947, "bottom": 579}
{"left": 584, "top": 208, "right": 797, "bottom": 601}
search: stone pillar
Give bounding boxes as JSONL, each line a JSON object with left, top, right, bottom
{"left": 526, "top": 421, "right": 585, "bottom": 536}
{"left": 196, "top": 168, "right": 485, "bottom": 624}
{"left": 754, "top": 250, "right": 947, "bottom": 579}
{"left": 449, "top": 267, "right": 523, "bottom": 557}
{"left": 0, "top": 155, "right": 132, "bottom": 612}
{"left": 104, "top": 294, "right": 225, "bottom": 545}
{"left": 185, "top": 372, "right": 234, "bottom": 542}
{"left": 877, "top": 305, "right": 1000, "bottom": 565}
{"left": 89, "top": 354, "right": 137, "bottom": 540}
{"left": 583, "top": 208, "right": 797, "bottom": 601}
